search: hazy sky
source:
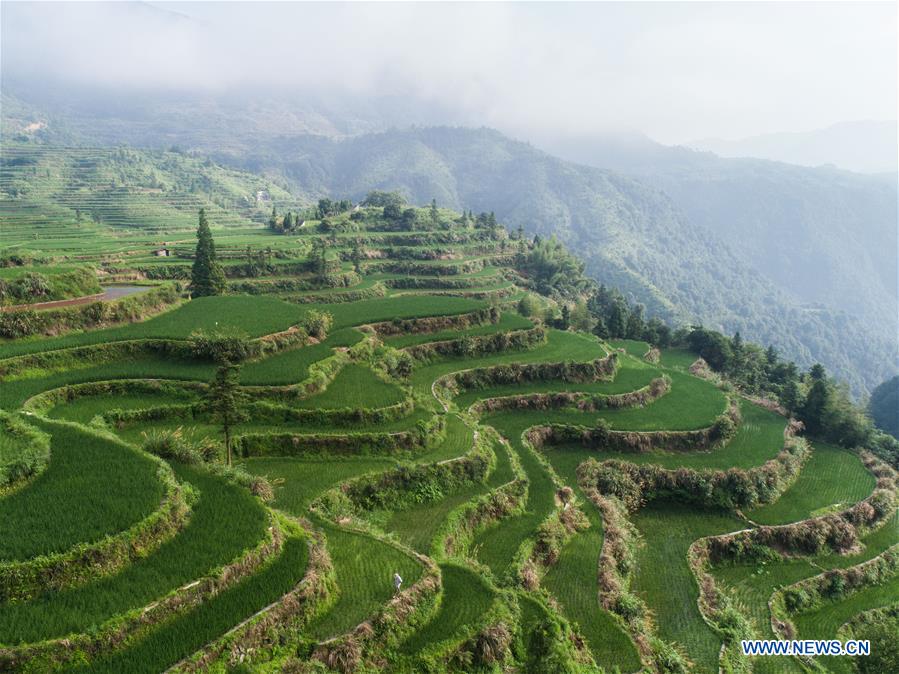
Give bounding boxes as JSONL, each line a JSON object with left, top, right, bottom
{"left": 2, "top": 1, "right": 896, "bottom": 144}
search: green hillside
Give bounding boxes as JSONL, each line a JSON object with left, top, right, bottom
{"left": 1, "top": 193, "right": 894, "bottom": 674}
{"left": 214, "top": 126, "right": 896, "bottom": 396}
{"left": 0, "top": 143, "right": 302, "bottom": 248}
{"left": 4, "top": 88, "right": 895, "bottom": 395}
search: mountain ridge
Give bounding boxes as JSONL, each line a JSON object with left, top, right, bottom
{"left": 2, "top": 93, "right": 895, "bottom": 395}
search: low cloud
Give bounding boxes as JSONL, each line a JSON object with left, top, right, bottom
{"left": 2, "top": 1, "right": 895, "bottom": 144}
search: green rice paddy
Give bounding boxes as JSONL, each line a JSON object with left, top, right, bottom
{"left": 67, "top": 535, "right": 310, "bottom": 674}
{"left": 306, "top": 522, "right": 424, "bottom": 640}
{"left": 385, "top": 312, "right": 533, "bottom": 348}
{"left": 294, "top": 363, "right": 405, "bottom": 409}
{"left": 385, "top": 435, "right": 513, "bottom": 554}
{"left": 398, "top": 563, "right": 495, "bottom": 655}
{"left": 472, "top": 417, "right": 557, "bottom": 578}
{"left": 748, "top": 442, "right": 876, "bottom": 525}
{"left": 240, "top": 328, "right": 363, "bottom": 385}
{"left": 2, "top": 193, "right": 885, "bottom": 674}
{"left": 0, "top": 420, "right": 165, "bottom": 562}
{"left": 631, "top": 502, "right": 744, "bottom": 674}
{"left": 792, "top": 574, "right": 899, "bottom": 674}
{"left": 0, "top": 463, "right": 268, "bottom": 643}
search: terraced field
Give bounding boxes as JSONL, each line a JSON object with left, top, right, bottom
{"left": 306, "top": 523, "right": 424, "bottom": 641}
{"left": 398, "top": 563, "right": 495, "bottom": 656}
{"left": 1, "top": 196, "right": 893, "bottom": 674}
{"left": 747, "top": 442, "right": 876, "bottom": 524}
{"left": 792, "top": 574, "right": 899, "bottom": 674}
{"left": 631, "top": 503, "right": 744, "bottom": 674}
{"left": 0, "top": 420, "right": 166, "bottom": 562}
{"left": 712, "top": 512, "right": 899, "bottom": 674}
{"left": 0, "top": 463, "right": 269, "bottom": 643}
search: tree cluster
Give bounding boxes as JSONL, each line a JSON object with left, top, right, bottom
{"left": 526, "top": 236, "right": 897, "bottom": 467}
{"left": 869, "top": 375, "right": 899, "bottom": 440}
{"left": 267, "top": 206, "right": 301, "bottom": 234}
{"left": 516, "top": 235, "right": 591, "bottom": 299}
{"left": 361, "top": 190, "right": 406, "bottom": 210}
{"left": 315, "top": 198, "right": 352, "bottom": 219}
{"left": 684, "top": 326, "right": 899, "bottom": 467}
{"left": 587, "top": 285, "right": 671, "bottom": 346}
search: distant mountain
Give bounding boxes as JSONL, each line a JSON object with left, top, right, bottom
{"left": 3, "top": 92, "right": 896, "bottom": 395}
{"left": 688, "top": 120, "right": 897, "bottom": 174}
{"left": 221, "top": 127, "right": 896, "bottom": 396}
{"left": 542, "top": 133, "right": 897, "bottom": 345}
{"left": 0, "top": 85, "right": 463, "bottom": 150}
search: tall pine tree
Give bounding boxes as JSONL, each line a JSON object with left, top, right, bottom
{"left": 799, "top": 365, "right": 830, "bottom": 436}
{"left": 430, "top": 198, "right": 439, "bottom": 223}
{"left": 191, "top": 209, "right": 226, "bottom": 297}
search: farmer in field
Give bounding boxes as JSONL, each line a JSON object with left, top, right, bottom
{"left": 393, "top": 572, "right": 403, "bottom": 594}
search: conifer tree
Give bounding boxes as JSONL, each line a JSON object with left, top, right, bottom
{"left": 351, "top": 240, "right": 363, "bottom": 273}
{"left": 430, "top": 198, "right": 439, "bottom": 223}
{"left": 515, "top": 237, "right": 527, "bottom": 267}
{"left": 781, "top": 378, "right": 800, "bottom": 414}
{"left": 606, "top": 298, "right": 628, "bottom": 338}
{"left": 798, "top": 364, "right": 830, "bottom": 436}
{"left": 203, "top": 362, "right": 249, "bottom": 466}
{"left": 560, "top": 304, "right": 571, "bottom": 330}
{"left": 191, "top": 208, "right": 226, "bottom": 297}
{"left": 625, "top": 304, "right": 645, "bottom": 339}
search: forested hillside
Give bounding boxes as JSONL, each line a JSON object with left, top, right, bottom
{"left": 3, "top": 92, "right": 895, "bottom": 395}
{"left": 207, "top": 127, "right": 898, "bottom": 396}
{"left": 546, "top": 132, "right": 898, "bottom": 352}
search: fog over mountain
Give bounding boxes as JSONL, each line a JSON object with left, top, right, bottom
{"left": 2, "top": 1, "right": 895, "bottom": 145}
{"left": 689, "top": 121, "right": 898, "bottom": 174}
{"left": 2, "top": 1, "right": 896, "bottom": 395}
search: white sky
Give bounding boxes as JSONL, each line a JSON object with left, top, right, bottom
{"left": 2, "top": 1, "right": 896, "bottom": 144}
